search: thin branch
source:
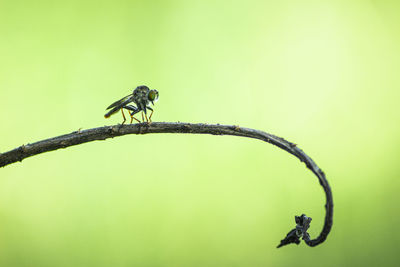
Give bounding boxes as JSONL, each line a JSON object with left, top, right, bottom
{"left": 0, "top": 122, "right": 333, "bottom": 247}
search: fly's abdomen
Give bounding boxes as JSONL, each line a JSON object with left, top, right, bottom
{"left": 104, "top": 106, "right": 121, "bottom": 118}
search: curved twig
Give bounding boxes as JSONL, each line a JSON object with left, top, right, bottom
{"left": 0, "top": 122, "right": 333, "bottom": 247}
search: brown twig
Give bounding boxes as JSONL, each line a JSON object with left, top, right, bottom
{"left": 0, "top": 122, "right": 333, "bottom": 247}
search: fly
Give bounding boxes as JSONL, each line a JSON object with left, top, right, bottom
{"left": 104, "top": 85, "right": 159, "bottom": 124}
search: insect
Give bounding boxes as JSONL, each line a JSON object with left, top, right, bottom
{"left": 104, "top": 85, "right": 159, "bottom": 124}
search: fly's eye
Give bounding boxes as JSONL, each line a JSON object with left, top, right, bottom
{"left": 148, "top": 90, "right": 159, "bottom": 101}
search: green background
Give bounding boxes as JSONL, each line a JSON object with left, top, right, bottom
{"left": 1, "top": 0, "right": 399, "bottom": 266}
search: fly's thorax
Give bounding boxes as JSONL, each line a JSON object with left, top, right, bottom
{"left": 133, "top": 85, "right": 150, "bottom": 108}
{"left": 133, "top": 85, "right": 150, "bottom": 97}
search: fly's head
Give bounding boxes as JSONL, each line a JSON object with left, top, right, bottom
{"left": 148, "top": 89, "right": 159, "bottom": 105}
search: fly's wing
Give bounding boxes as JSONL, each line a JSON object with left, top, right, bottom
{"left": 106, "top": 94, "right": 133, "bottom": 110}
{"left": 104, "top": 94, "right": 134, "bottom": 118}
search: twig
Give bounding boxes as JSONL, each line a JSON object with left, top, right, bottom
{"left": 0, "top": 122, "right": 333, "bottom": 247}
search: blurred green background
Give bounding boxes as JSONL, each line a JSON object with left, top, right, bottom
{"left": 1, "top": 0, "right": 399, "bottom": 266}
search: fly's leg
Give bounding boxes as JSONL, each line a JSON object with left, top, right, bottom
{"left": 131, "top": 116, "right": 141, "bottom": 123}
{"left": 141, "top": 111, "right": 145, "bottom": 123}
{"left": 125, "top": 105, "right": 141, "bottom": 124}
{"left": 147, "top": 107, "right": 154, "bottom": 122}
{"left": 142, "top": 106, "right": 149, "bottom": 123}
{"left": 120, "top": 108, "right": 126, "bottom": 124}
